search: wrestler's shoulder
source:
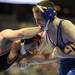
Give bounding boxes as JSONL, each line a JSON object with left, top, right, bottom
{"left": 61, "top": 19, "right": 75, "bottom": 29}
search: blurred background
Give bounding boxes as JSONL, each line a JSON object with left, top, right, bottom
{"left": 0, "top": 0, "right": 75, "bottom": 75}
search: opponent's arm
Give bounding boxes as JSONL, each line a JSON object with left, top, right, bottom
{"left": 0, "top": 26, "right": 41, "bottom": 41}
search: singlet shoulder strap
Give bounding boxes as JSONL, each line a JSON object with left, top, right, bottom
{"left": 57, "top": 19, "right": 66, "bottom": 50}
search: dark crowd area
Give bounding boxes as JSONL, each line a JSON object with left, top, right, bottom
{"left": 0, "top": 0, "right": 75, "bottom": 27}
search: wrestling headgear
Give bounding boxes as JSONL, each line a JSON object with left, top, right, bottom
{"left": 36, "top": 1, "right": 57, "bottom": 22}
{"left": 42, "top": 7, "right": 56, "bottom": 22}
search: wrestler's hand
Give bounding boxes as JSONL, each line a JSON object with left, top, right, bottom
{"left": 23, "top": 34, "right": 42, "bottom": 56}
{"left": 64, "top": 42, "right": 75, "bottom": 55}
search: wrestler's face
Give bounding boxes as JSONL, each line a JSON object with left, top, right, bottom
{"left": 33, "top": 9, "right": 46, "bottom": 27}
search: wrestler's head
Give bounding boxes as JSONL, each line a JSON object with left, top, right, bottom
{"left": 32, "top": 0, "right": 56, "bottom": 28}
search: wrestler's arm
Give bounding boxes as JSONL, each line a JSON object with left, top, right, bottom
{"left": 0, "top": 26, "right": 41, "bottom": 41}
{"left": 62, "top": 20, "right": 75, "bottom": 42}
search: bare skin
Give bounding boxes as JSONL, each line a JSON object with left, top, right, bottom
{"left": 0, "top": 26, "right": 41, "bottom": 62}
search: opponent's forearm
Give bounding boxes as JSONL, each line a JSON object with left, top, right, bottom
{"left": 16, "top": 26, "right": 41, "bottom": 39}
